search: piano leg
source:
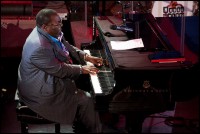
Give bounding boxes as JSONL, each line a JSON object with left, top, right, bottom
{"left": 125, "top": 113, "right": 147, "bottom": 134}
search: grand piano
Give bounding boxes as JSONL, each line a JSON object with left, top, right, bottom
{"left": 81, "top": 13, "right": 199, "bottom": 133}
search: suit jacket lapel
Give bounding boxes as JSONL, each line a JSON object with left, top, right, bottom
{"left": 62, "top": 36, "right": 81, "bottom": 64}
{"left": 53, "top": 44, "right": 72, "bottom": 63}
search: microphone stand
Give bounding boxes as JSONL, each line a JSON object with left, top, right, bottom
{"left": 116, "top": 1, "right": 128, "bottom": 26}
{"left": 115, "top": 1, "right": 133, "bottom": 32}
{"left": 121, "top": 2, "right": 127, "bottom": 26}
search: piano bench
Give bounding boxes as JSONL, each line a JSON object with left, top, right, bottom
{"left": 16, "top": 101, "right": 60, "bottom": 133}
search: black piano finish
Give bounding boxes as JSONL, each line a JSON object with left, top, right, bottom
{"left": 85, "top": 13, "right": 198, "bottom": 112}
{"left": 82, "top": 13, "right": 199, "bottom": 133}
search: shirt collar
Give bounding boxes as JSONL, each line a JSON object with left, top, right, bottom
{"left": 48, "top": 32, "right": 63, "bottom": 42}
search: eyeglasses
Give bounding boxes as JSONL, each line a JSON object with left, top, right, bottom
{"left": 47, "top": 23, "right": 63, "bottom": 27}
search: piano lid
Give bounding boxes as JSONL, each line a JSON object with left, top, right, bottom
{"left": 103, "top": 13, "right": 196, "bottom": 70}
{"left": 127, "top": 13, "right": 199, "bottom": 65}
{"left": 155, "top": 16, "right": 199, "bottom": 65}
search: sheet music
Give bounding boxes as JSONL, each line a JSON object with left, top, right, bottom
{"left": 110, "top": 38, "right": 144, "bottom": 50}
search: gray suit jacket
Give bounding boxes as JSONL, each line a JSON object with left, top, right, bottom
{"left": 18, "top": 27, "right": 87, "bottom": 124}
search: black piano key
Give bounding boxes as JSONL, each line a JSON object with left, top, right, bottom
{"left": 100, "top": 88, "right": 112, "bottom": 94}
{"left": 99, "top": 81, "right": 110, "bottom": 86}
{"left": 98, "top": 79, "right": 115, "bottom": 84}
{"left": 97, "top": 73, "right": 113, "bottom": 77}
{"left": 99, "top": 82, "right": 115, "bottom": 88}
{"left": 100, "top": 85, "right": 115, "bottom": 90}
{"left": 98, "top": 78, "right": 115, "bottom": 84}
{"left": 101, "top": 87, "right": 113, "bottom": 92}
{"left": 98, "top": 76, "right": 114, "bottom": 79}
{"left": 97, "top": 72, "right": 113, "bottom": 76}
{"left": 98, "top": 71, "right": 112, "bottom": 75}
{"left": 98, "top": 76, "right": 114, "bottom": 81}
{"left": 100, "top": 66, "right": 110, "bottom": 69}
{"left": 97, "top": 67, "right": 108, "bottom": 70}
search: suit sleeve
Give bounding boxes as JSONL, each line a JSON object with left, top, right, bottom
{"left": 30, "top": 47, "right": 81, "bottom": 79}
{"left": 65, "top": 41, "right": 86, "bottom": 64}
{"left": 72, "top": 45, "right": 86, "bottom": 61}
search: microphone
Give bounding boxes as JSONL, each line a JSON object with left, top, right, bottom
{"left": 110, "top": 25, "right": 134, "bottom": 32}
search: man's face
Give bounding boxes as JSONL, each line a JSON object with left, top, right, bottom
{"left": 44, "top": 14, "right": 63, "bottom": 38}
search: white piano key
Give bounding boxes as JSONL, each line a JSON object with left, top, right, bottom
{"left": 83, "top": 50, "right": 103, "bottom": 94}
{"left": 99, "top": 70, "right": 111, "bottom": 73}
{"left": 90, "top": 74, "right": 102, "bottom": 94}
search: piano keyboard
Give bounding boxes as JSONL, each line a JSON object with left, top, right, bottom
{"left": 83, "top": 50, "right": 115, "bottom": 95}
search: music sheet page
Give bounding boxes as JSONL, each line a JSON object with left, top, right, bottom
{"left": 110, "top": 38, "right": 144, "bottom": 50}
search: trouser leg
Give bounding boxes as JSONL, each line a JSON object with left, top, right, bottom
{"left": 75, "top": 90, "right": 102, "bottom": 133}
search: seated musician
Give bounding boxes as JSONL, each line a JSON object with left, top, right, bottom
{"left": 17, "top": 8, "right": 103, "bottom": 133}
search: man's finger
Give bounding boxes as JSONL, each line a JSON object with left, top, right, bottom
{"left": 97, "top": 59, "right": 103, "bottom": 66}
{"left": 97, "top": 62, "right": 102, "bottom": 66}
{"left": 89, "top": 71, "right": 97, "bottom": 75}
{"left": 90, "top": 67, "right": 99, "bottom": 72}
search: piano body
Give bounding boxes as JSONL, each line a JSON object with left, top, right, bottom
{"left": 82, "top": 13, "right": 198, "bottom": 132}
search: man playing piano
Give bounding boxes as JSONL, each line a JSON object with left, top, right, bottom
{"left": 17, "top": 8, "right": 103, "bottom": 133}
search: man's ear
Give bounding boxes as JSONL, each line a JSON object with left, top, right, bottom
{"left": 41, "top": 24, "right": 47, "bottom": 31}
